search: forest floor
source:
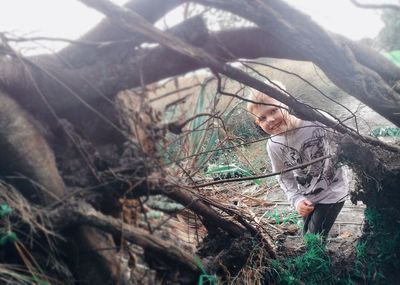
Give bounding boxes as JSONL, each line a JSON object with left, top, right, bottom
{"left": 123, "top": 176, "right": 368, "bottom": 284}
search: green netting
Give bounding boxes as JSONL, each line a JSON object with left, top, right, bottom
{"left": 194, "top": 255, "right": 217, "bottom": 285}
{"left": 371, "top": 127, "right": 400, "bottom": 137}
{"left": 205, "top": 164, "right": 262, "bottom": 185}
{"left": 198, "top": 274, "right": 217, "bottom": 285}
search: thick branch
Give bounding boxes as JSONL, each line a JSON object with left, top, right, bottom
{"left": 0, "top": 16, "right": 208, "bottom": 142}
{"left": 51, "top": 201, "right": 200, "bottom": 273}
{"left": 1, "top": 1, "right": 399, "bottom": 144}
{"left": 195, "top": 0, "right": 400, "bottom": 126}
{"left": 2, "top": 25, "right": 399, "bottom": 130}
{"left": 77, "top": 0, "right": 399, "bottom": 149}
{"left": 8, "top": 16, "right": 207, "bottom": 110}
{"left": 0, "top": 91, "right": 65, "bottom": 204}
{"left": 337, "top": 35, "right": 400, "bottom": 85}
{"left": 59, "top": 0, "right": 181, "bottom": 67}
{"left": 339, "top": 135, "right": 400, "bottom": 209}
{"left": 160, "top": 185, "right": 245, "bottom": 237}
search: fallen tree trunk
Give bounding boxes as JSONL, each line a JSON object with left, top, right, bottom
{"left": 1, "top": 9, "right": 399, "bottom": 138}
{"left": 191, "top": 0, "right": 400, "bottom": 126}
{"left": 0, "top": 0, "right": 399, "bottom": 283}
{"left": 339, "top": 135, "right": 400, "bottom": 283}
{"left": 0, "top": 90, "right": 64, "bottom": 204}
{"left": 50, "top": 201, "right": 201, "bottom": 274}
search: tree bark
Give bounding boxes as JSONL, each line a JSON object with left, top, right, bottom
{"left": 0, "top": 91, "right": 65, "bottom": 204}
{"left": 193, "top": 0, "right": 400, "bottom": 126}
{"left": 0, "top": 0, "right": 400, "bottom": 283}
{"left": 51, "top": 201, "right": 200, "bottom": 273}
{"left": 77, "top": 0, "right": 400, "bottom": 151}
{"left": 59, "top": 0, "right": 181, "bottom": 67}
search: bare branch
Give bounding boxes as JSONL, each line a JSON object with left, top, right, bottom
{"left": 195, "top": 0, "right": 400, "bottom": 126}
{"left": 59, "top": 0, "right": 182, "bottom": 66}
{"left": 167, "top": 112, "right": 226, "bottom": 134}
{"left": 195, "top": 155, "right": 331, "bottom": 188}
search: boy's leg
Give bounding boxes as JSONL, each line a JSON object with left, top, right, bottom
{"left": 303, "top": 202, "right": 345, "bottom": 237}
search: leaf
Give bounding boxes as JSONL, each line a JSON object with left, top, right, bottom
{"left": 0, "top": 231, "right": 17, "bottom": 245}
{"left": 0, "top": 204, "right": 12, "bottom": 218}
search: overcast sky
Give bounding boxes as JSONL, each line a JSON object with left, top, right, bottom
{"left": 284, "top": 0, "right": 384, "bottom": 40}
{"left": 0, "top": 0, "right": 385, "bottom": 54}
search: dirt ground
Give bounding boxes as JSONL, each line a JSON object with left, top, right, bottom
{"left": 118, "top": 175, "right": 368, "bottom": 284}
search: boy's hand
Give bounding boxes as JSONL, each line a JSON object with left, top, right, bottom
{"left": 296, "top": 199, "right": 314, "bottom": 217}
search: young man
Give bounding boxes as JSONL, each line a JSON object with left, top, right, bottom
{"left": 247, "top": 81, "right": 347, "bottom": 237}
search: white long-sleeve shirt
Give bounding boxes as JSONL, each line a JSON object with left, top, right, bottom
{"left": 266, "top": 120, "right": 347, "bottom": 209}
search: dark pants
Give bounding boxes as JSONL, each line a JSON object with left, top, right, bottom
{"left": 303, "top": 202, "right": 345, "bottom": 237}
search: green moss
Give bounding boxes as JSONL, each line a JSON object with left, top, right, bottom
{"left": 348, "top": 207, "right": 400, "bottom": 284}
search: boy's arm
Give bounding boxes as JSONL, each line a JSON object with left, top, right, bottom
{"left": 296, "top": 199, "right": 314, "bottom": 217}
{"left": 277, "top": 172, "right": 305, "bottom": 209}
{"left": 267, "top": 142, "right": 305, "bottom": 208}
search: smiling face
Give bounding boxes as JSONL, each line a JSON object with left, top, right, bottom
{"left": 252, "top": 96, "right": 292, "bottom": 135}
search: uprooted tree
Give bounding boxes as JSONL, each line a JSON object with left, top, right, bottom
{"left": 0, "top": 0, "right": 399, "bottom": 284}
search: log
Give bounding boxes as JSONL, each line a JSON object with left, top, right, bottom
{"left": 0, "top": 91, "right": 64, "bottom": 204}
{"left": 50, "top": 201, "right": 201, "bottom": 273}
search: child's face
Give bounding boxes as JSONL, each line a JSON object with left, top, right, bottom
{"left": 253, "top": 97, "right": 290, "bottom": 135}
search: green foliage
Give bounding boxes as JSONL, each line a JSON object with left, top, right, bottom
{"left": 270, "top": 206, "right": 400, "bottom": 284}
{"left": 162, "top": 81, "right": 221, "bottom": 171}
{"left": 272, "top": 233, "right": 335, "bottom": 285}
{"left": 0, "top": 203, "right": 17, "bottom": 246}
{"left": 224, "top": 103, "right": 265, "bottom": 141}
{"left": 348, "top": 207, "right": 400, "bottom": 284}
{"left": 162, "top": 78, "right": 269, "bottom": 181}
{"left": 377, "top": 9, "right": 400, "bottom": 51}
{"left": 0, "top": 231, "right": 17, "bottom": 246}
{"left": 355, "top": 241, "right": 366, "bottom": 261}
{"left": 189, "top": 85, "right": 209, "bottom": 157}
{"left": 0, "top": 204, "right": 12, "bottom": 217}
{"left": 262, "top": 209, "right": 301, "bottom": 225}
{"left": 384, "top": 50, "right": 400, "bottom": 67}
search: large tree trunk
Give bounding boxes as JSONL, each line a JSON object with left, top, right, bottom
{"left": 0, "top": 0, "right": 399, "bottom": 283}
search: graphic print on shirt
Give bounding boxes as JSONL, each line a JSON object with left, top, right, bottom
{"left": 280, "top": 128, "right": 336, "bottom": 195}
